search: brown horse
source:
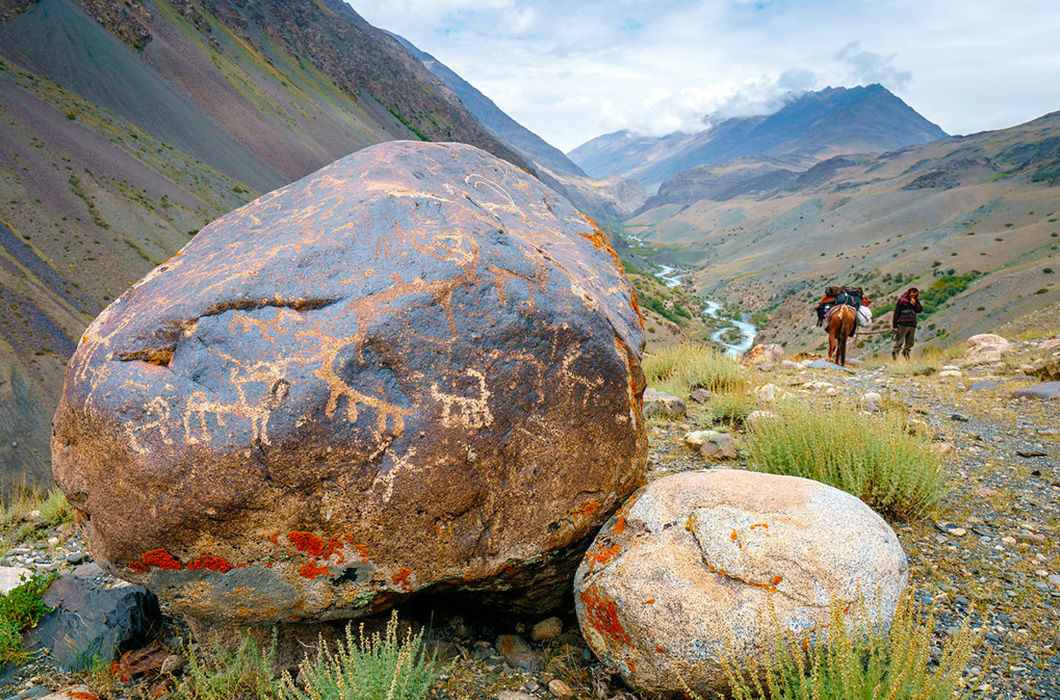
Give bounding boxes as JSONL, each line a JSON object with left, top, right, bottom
{"left": 825, "top": 304, "right": 858, "bottom": 366}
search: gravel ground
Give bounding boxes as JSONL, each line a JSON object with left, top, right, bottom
{"left": 1, "top": 355, "right": 1058, "bottom": 699}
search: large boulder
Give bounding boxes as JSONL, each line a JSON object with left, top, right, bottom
{"left": 52, "top": 141, "right": 647, "bottom": 625}
{"left": 574, "top": 470, "right": 907, "bottom": 697}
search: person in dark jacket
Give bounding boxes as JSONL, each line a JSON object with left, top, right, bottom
{"left": 891, "top": 287, "right": 922, "bottom": 359}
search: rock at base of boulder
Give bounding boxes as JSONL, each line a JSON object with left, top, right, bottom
{"left": 23, "top": 564, "right": 161, "bottom": 672}
{"left": 574, "top": 470, "right": 908, "bottom": 697}
{"left": 643, "top": 388, "right": 686, "bottom": 418}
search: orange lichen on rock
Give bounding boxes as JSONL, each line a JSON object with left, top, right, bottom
{"left": 127, "top": 561, "right": 149, "bottom": 573}
{"left": 585, "top": 543, "right": 621, "bottom": 573}
{"left": 299, "top": 560, "right": 330, "bottom": 578}
{"left": 392, "top": 567, "right": 413, "bottom": 592}
{"left": 141, "top": 548, "right": 181, "bottom": 570}
{"left": 579, "top": 583, "right": 632, "bottom": 646}
{"left": 571, "top": 500, "right": 602, "bottom": 520}
{"left": 185, "top": 554, "right": 235, "bottom": 573}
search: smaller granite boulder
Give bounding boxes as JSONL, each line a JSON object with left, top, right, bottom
{"left": 574, "top": 470, "right": 908, "bottom": 696}
{"left": 643, "top": 388, "right": 686, "bottom": 418}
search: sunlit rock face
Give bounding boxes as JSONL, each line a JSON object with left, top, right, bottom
{"left": 52, "top": 141, "right": 647, "bottom": 624}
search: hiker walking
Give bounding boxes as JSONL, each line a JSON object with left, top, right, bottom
{"left": 891, "top": 287, "right": 922, "bottom": 359}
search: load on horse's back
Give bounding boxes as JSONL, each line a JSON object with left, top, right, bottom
{"left": 816, "top": 285, "right": 872, "bottom": 329}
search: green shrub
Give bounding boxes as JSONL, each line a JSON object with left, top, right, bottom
{"left": 179, "top": 632, "right": 281, "bottom": 699}
{"left": 719, "top": 593, "right": 981, "bottom": 700}
{"left": 39, "top": 489, "right": 73, "bottom": 526}
{"left": 282, "top": 612, "right": 441, "bottom": 700}
{"left": 746, "top": 401, "right": 942, "bottom": 520}
{"left": 0, "top": 573, "right": 56, "bottom": 666}
{"left": 710, "top": 392, "right": 756, "bottom": 427}
{"left": 643, "top": 343, "right": 748, "bottom": 398}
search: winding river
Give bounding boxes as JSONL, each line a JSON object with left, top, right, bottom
{"left": 653, "top": 266, "right": 757, "bottom": 357}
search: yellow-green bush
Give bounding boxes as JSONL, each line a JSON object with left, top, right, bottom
{"left": 746, "top": 401, "right": 942, "bottom": 520}
{"left": 643, "top": 343, "right": 747, "bottom": 397}
{"left": 720, "top": 594, "right": 981, "bottom": 700}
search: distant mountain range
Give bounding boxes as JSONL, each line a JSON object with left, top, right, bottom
{"left": 569, "top": 85, "right": 948, "bottom": 189}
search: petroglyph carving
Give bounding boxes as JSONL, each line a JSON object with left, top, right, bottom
{"left": 431, "top": 368, "right": 493, "bottom": 429}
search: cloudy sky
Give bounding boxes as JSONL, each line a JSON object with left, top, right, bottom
{"left": 349, "top": 1, "right": 1060, "bottom": 152}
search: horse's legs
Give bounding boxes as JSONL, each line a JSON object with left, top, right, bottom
{"left": 828, "top": 332, "right": 837, "bottom": 363}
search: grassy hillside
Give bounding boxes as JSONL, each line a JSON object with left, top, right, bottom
{"left": 626, "top": 111, "right": 1060, "bottom": 357}
{"left": 0, "top": 0, "right": 525, "bottom": 487}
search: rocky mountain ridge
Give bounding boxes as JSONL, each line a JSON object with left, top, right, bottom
{"left": 569, "top": 84, "right": 947, "bottom": 188}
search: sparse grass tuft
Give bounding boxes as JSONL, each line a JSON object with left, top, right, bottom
{"left": 178, "top": 631, "right": 280, "bottom": 699}
{"left": 643, "top": 343, "right": 748, "bottom": 397}
{"left": 282, "top": 611, "right": 442, "bottom": 700}
{"left": 719, "top": 593, "right": 982, "bottom": 700}
{"left": 746, "top": 400, "right": 943, "bottom": 520}
{"left": 39, "top": 489, "right": 73, "bottom": 526}
{"left": 709, "top": 392, "right": 757, "bottom": 427}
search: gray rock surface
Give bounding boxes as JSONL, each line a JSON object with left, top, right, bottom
{"left": 23, "top": 564, "right": 161, "bottom": 672}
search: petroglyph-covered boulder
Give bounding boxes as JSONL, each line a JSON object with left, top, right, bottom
{"left": 53, "top": 141, "right": 647, "bottom": 625}
{"left": 574, "top": 470, "right": 907, "bottom": 696}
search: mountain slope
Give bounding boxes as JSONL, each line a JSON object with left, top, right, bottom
{"left": 0, "top": 0, "right": 527, "bottom": 487}
{"left": 569, "top": 85, "right": 947, "bottom": 188}
{"left": 390, "top": 33, "right": 585, "bottom": 177}
{"left": 625, "top": 111, "right": 1060, "bottom": 355}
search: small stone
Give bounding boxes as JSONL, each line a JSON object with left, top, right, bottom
{"left": 1050, "top": 574, "right": 1060, "bottom": 587}
{"left": 1001, "top": 536, "right": 1017, "bottom": 545}
{"left": 47, "top": 537, "right": 60, "bottom": 547}
{"left": 497, "top": 692, "right": 535, "bottom": 700}
{"left": 745, "top": 410, "right": 778, "bottom": 431}
{"left": 939, "top": 369, "right": 962, "bottom": 377}
{"left": 754, "top": 383, "right": 780, "bottom": 402}
{"left": 950, "top": 413, "right": 970, "bottom": 422}
{"left": 930, "top": 442, "right": 954, "bottom": 456}
{"left": 643, "top": 388, "right": 687, "bottom": 418}
{"left": 698, "top": 433, "right": 737, "bottom": 460}
{"left": 688, "top": 388, "right": 712, "bottom": 403}
{"left": 547, "top": 679, "right": 575, "bottom": 699}
{"left": 65, "top": 552, "right": 89, "bottom": 565}
{"left": 160, "top": 653, "right": 185, "bottom": 675}
{"left": 683, "top": 430, "right": 714, "bottom": 448}
{"left": 530, "top": 616, "right": 563, "bottom": 643}
{"left": 860, "top": 392, "right": 882, "bottom": 412}
{"left": 496, "top": 634, "right": 543, "bottom": 672}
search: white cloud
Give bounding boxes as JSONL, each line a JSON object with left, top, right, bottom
{"left": 349, "top": 0, "right": 1060, "bottom": 151}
